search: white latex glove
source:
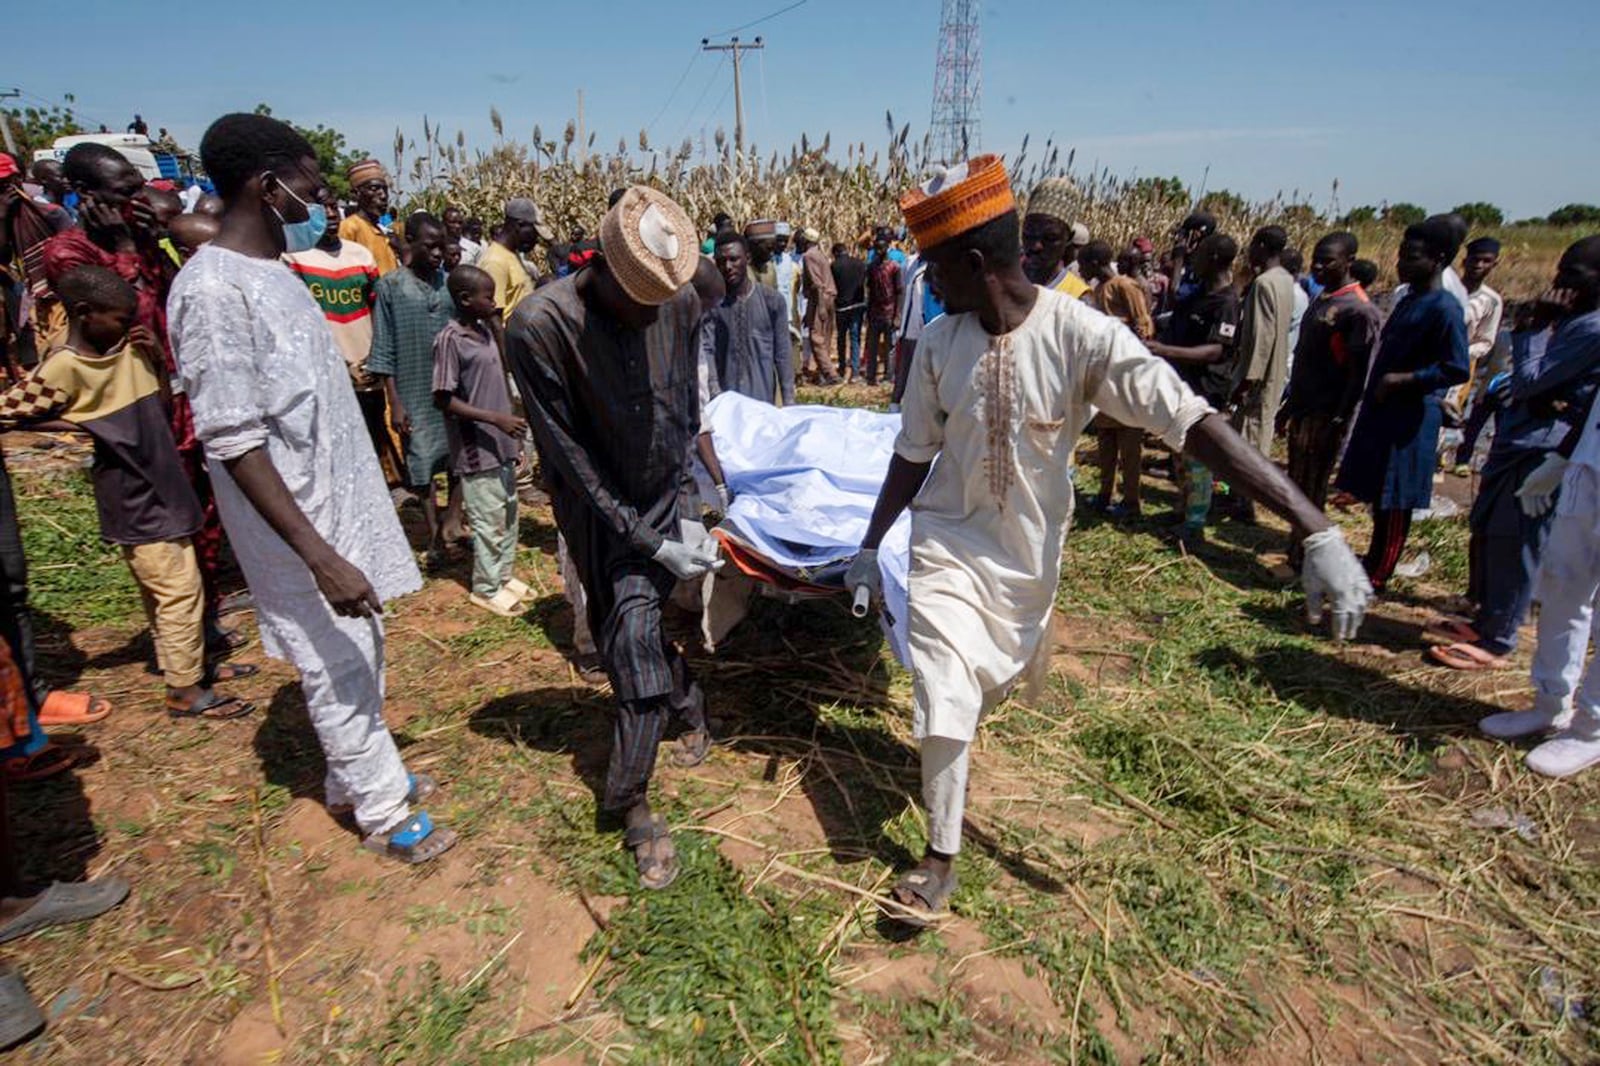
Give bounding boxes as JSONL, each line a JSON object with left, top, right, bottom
{"left": 1301, "top": 527, "right": 1370, "bottom": 641}
{"left": 845, "top": 547, "right": 882, "bottom": 604}
{"left": 654, "top": 530, "right": 723, "bottom": 581}
{"left": 1516, "top": 454, "right": 1569, "bottom": 518}
{"left": 714, "top": 483, "right": 731, "bottom": 513}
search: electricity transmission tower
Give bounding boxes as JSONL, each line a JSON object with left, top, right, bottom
{"left": 929, "top": 0, "right": 981, "bottom": 164}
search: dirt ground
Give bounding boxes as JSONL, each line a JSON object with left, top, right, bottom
{"left": 2, "top": 427, "right": 1595, "bottom": 1064}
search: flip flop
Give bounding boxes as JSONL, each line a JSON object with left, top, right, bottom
{"left": 217, "top": 590, "right": 255, "bottom": 616}
{"left": 166, "top": 691, "right": 255, "bottom": 721}
{"left": 624, "top": 814, "right": 679, "bottom": 890}
{"left": 362, "top": 811, "right": 458, "bottom": 865}
{"left": 1, "top": 742, "right": 98, "bottom": 782}
{"left": 0, "top": 877, "right": 130, "bottom": 944}
{"left": 502, "top": 578, "right": 533, "bottom": 602}
{"left": 572, "top": 654, "right": 607, "bottom": 684}
{"left": 0, "top": 962, "right": 43, "bottom": 1052}
{"left": 669, "top": 728, "right": 713, "bottom": 768}
{"left": 469, "top": 586, "right": 524, "bottom": 618}
{"left": 884, "top": 861, "right": 958, "bottom": 929}
{"left": 206, "top": 662, "right": 259, "bottom": 684}
{"left": 1427, "top": 642, "right": 1512, "bottom": 672}
{"left": 37, "top": 691, "right": 113, "bottom": 727}
{"left": 1423, "top": 617, "right": 1481, "bottom": 645}
{"left": 205, "top": 625, "right": 250, "bottom": 654}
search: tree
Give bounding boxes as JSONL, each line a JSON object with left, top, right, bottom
{"left": 1546, "top": 203, "right": 1600, "bottom": 227}
{"left": 2, "top": 99, "right": 84, "bottom": 155}
{"left": 1129, "top": 175, "right": 1188, "bottom": 206}
{"left": 1340, "top": 205, "right": 1379, "bottom": 226}
{"left": 1382, "top": 202, "right": 1426, "bottom": 227}
{"left": 1450, "top": 201, "right": 1504, "bottom": 228}
{"left": 252, "top": 104, "right": 370, "bottom": 199}
{"left": 1197, "top": 188, "right": 1247, "bottom": 216}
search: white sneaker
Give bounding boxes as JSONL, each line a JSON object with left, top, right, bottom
{"left": 1526, "top": 725, "right": 1600, "bottom": 778}
{"left": 1479, "top": 708, "right": 1572, "bottom": 739}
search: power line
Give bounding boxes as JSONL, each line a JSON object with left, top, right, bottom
{"left": 673, "top": 53, "right": 727, "bottom": 145}
{"left": 757, "top": 46, "right": 771, "bottom": 144}
{"left": 704, "top": 0, "right": 806, "bottom": 38}
{"left": 646, "top": 48, "right": 702, "bottom": 134}
{"left": 708, "top": 78, "right": 735, "bottom": 135}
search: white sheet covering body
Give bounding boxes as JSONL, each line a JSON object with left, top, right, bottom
{"left": 704, "top": 391, "right": 913, "bottom": 664}
{"left": 895, "top": 286, "right": 1211, "bottom": 743}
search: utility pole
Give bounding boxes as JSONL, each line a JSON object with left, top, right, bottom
{"left": 701, "top": 35, "right": 764, "bottom": 168}
{"left": 0, "top": 90, "right": 21, "bottom": 157}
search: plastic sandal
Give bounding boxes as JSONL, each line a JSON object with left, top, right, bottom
{"left": 206, "top": 662, "right": 260, "bottom": 684}
{"left": 885, "top": 862, "right": 959, "bottom": 929}
{"left": 469, "top": 586, "right": 524, "bottom": 618}
{"left": 1426, "top": 642, "right": 1511, "bottom": 672}
{"left": 166, "top": 691, "right": 256, "bottom": 721}
{"left": 669, "top": 729, "right": 713, "bottom": 768}
{"left": 1423, "top": 617, "right": 1480, "bottom": 645}
{"left": 37, "top": 691, "right": 113, "bottom": 727}
{"left": 363, "top": 812, "right": 458, "bottom": 865}
{"left": 624, "top": 814, "right": 679, "bottom": 890}
{"left": 503, "top": 578, "right": 533, "bottom": 601}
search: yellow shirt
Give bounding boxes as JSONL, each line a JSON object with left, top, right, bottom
{"left": 478, "top": 241, "right": 534, "bottom": 322}
{"left": 1051, "top": 269, "right": 1090, "bottom": 299}
{"left": 337, "top": 214, "right": 399, "bottom": 276}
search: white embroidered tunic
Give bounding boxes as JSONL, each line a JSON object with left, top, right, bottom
{"left": 895, "top": 286, "right": 1212, "bottom": 741}
{"left": 167, "top": 245, "right": 422, "bottom": 663}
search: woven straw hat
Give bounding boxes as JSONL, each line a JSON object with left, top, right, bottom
{"left": 1024, "top": 177, "right": 1078, "bottom": 227}
{"left": 600, "top": 186, "right": 701, "bottom": 307}
{"left": 899, "top": 154, "right": 1016, "bottom": 251}
{"left": 346, "top": 159, "right": 387, "bottom": 187}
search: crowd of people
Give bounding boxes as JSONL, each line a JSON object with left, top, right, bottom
{"left": 0, "top": 109, "right": 1596, "bottom": 1047}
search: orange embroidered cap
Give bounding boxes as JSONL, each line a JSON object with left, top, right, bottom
{"left": 898, "top": 154, "right": 1016, "bottom": 251}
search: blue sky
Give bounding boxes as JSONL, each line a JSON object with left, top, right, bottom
{"left": 9, "top": 0, "right": 1597, "bottom": 219}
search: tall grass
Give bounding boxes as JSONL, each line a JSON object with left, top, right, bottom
{"left": 397, "top": 111, "right": 1594, "bottom": 299}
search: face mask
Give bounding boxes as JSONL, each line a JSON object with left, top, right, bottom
{"left": 270, "top": 178, "right": 328, "bottom": 253}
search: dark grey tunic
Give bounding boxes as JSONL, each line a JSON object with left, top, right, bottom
{"left": 505, "top": 275, "right": 700, "bottom": 703}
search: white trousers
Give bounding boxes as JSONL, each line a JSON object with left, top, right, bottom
{"left": 921, "top": 735, "right": 970, "bottom": 856}
{"left": 294, "top": 610, "right": 411, "bottom": 835}
{"left": 1530, "top": 500, "right": 1600, "bottom": 722}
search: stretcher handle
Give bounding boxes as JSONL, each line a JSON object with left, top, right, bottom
{"left": 851, "top": 585, "right": 871, "bottom": 618}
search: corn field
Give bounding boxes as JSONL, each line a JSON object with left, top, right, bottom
{"left": 396, "top": 110, "right": 1583, "bottom": 298}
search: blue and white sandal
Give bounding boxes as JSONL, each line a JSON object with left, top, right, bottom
{"left": 362, "top": 812, "right": 458, "bottom": 865}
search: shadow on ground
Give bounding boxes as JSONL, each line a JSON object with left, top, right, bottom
{"left": 1196, "top": 640, "right": 1503, "bottom": 744}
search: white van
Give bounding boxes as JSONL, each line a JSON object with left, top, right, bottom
{"left": 31, "top": 133, "right": 187, "bottom": 184}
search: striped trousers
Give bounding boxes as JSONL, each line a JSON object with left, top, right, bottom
{"left": 1365, "top": 507, "right": 1413, "bottom": 592}
{"left": 603, "top": 645, "right": 705, "bottom": 812}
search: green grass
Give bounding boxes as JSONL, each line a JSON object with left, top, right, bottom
{"left": 15, "top": 468, "right": 142, "bottom": 627}
{"left": 11, "top": 440, "right": 1600, "bottom": 1064}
